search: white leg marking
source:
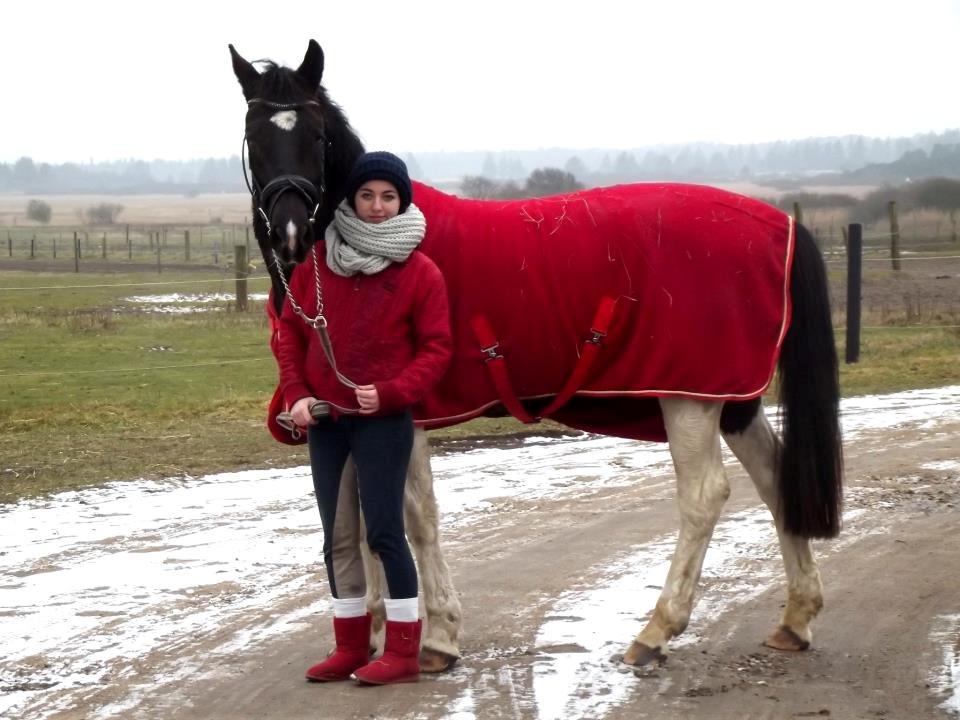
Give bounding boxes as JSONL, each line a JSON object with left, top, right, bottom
{"left": 722, "top": 409, "right": 822, "bottom": 642}
{"left": 632, "top": 398, "right": 728, "bottom": 654}
{"left": 403, "top": 427, "right": 461, "bottom": 659}
{"left": 269, "top": 110, "right": 297, "bottom": 131}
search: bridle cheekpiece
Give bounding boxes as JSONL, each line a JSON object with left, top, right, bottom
{"left": 242, "top": 97, "right": 327, "bottom": 235}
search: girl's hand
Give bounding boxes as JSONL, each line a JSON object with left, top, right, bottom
{"left": 291, "top": 396, "right": 320, "bottom": 427}
{"left": 355, "top": 385, "right": 380, "bottom": 415}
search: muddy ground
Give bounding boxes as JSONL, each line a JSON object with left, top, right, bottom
{"left": 2, "top": 390, "right": 959, "bottom": 719}
{"left": 148, "top": 428, "right": 960, "bottom": 720}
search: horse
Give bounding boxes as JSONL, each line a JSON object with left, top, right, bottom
{"left": 229, "top": 39, "right": 843, "bottom": 672}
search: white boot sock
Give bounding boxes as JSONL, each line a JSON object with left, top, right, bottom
{"left": 384, "top": 597, "right": 419, "bottom": 623}
{"left": 332, "top": 596, "right": 367, "bottom": 618}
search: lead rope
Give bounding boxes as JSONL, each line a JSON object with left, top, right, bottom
{"left": 273, "top": 246, "right": 360, "bottom": 392}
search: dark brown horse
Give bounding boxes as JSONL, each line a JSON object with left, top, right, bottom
{"left": 230, "top": 39, "right": 843, "bottom": 671}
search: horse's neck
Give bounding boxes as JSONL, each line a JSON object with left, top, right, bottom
{"left": 412, "top": 182, "right": 461, "bottom": 244}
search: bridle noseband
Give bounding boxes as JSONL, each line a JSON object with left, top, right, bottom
{"left": 242, "top": 98, "right": 327, "bottom": 235}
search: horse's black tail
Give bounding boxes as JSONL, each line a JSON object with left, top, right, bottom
{"left": 777, "top": 222, "right": 843, "bottom": 538}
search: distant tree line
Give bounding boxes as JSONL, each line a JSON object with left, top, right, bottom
{"left": 2, "top": 129, "right": 958, "bottom": 194}
{"left": 460, "top": 173, "right": 960, "bottom": 224}
{"left": 835, "top": 143, "right": 960, "bottom": 185}
{"left": 461, "top": 168, "right": 583, "bottom": 199}
{"left": 856, "top": 178, "right": 960, "bottom": 221}
{"left": 764, "top": 178, "right": 960, "bottom": 223}
{"left": 446, "top": 129, "right": 960, "bottom": 185}
{"left": 0, "top": 156, "right": 245, "bottom": 194}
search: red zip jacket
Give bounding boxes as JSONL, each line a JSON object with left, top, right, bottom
{"left": 277, "top": 244, "right": 452, "bottom": 416}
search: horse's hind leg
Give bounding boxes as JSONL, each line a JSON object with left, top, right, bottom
{"left": 403, "top": 427, "right": 462, "bottom": 671}
{"left": 720, "top": 400, "right": 823, "bottom": 651}
{"left": 623, "top": 398, "right": 730, "bottom": 666}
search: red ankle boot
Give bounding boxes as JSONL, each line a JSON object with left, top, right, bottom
{"left": 352, "top": 619, "right": 421, "bottom": 685}
{"left": 305, "top": 613, "right": 372, "bottom": 682}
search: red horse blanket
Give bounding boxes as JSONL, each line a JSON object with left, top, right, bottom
{"left": 268, "top": 182, "right": 794, "bottom": 443}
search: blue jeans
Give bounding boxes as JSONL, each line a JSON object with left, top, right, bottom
{"left": 307, "top": 411, "right": 418, "bottom": 599}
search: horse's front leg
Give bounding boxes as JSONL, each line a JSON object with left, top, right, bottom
{"left": 721, "top": 405, "right": 823, "bottom": 651}
{"left": 403, "top": 427, "right": 462, "bottom": 672}
{"left": 623, "top": 398, "right": 730, "bottom": 666}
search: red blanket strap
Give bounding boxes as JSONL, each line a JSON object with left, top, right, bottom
{"left": 470, "top": 296, "right": 618, "bottom": 424}
{"left": 538, "top": 296, "right": 618, "bottom": 418}
{"left": 470, "top": 313, "right": 537, "bottom": 424}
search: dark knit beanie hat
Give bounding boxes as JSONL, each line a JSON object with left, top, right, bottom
{"left": 344, "top": 151, "right": 413, "bottom": 213}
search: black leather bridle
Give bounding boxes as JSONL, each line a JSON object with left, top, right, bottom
{"left": 241, "top": 98, "right": 327, "bottom": 235}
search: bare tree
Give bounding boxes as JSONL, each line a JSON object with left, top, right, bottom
{"left": 460, "top": 175, "right": 501, "bottom": 199}
{"left": 524, "top": 167, "right": 583, "bottom": 198}
{"left": 495, "top": 180, "right": 524, "bottom": 199}
{"left": 26, "top": 199, "right": 52, "bottom": 224}
{"left": 86, "top": 203, "right": 124, "bottom": 225}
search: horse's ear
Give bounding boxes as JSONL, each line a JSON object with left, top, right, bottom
{"left": 229, "top": 43, "right": 260, "bottom": 100}
{"left": 296, "top": 39, "right": 325, "bottom": 90}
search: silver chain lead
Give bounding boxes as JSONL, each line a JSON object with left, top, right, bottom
{"left": 273, "top": 246, "right": 327, "bottom": 329}
{"left": 272, "top": 246, "right": 359, "bottom": 391}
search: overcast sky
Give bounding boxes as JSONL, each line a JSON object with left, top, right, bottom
{"left": 2, "top": 0, "right": 958, "bottom": 163}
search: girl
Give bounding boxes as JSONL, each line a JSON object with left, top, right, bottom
{"left": 278, "top": 151, "right": 451, "bottom": 685}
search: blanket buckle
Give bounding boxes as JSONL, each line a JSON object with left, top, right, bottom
{"left": 480, "top": 342, "right": 503, "bottom": 361}
{"left": 587, "top": 328, "right": 607, "bottom": 345}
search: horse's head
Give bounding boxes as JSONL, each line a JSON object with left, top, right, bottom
{"left": 229, "top": 40, "right": 363, "bottom": 270}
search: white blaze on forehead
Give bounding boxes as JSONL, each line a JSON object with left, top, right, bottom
{"left": 270, "top": 110, "right": 297, "bottom": 131}
{"left": 286, "top": 220, "right": 298, "bottom": 252}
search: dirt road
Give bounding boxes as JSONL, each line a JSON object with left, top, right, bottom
{"left": 2, "top": 388, "right": 959, "bottom": 719}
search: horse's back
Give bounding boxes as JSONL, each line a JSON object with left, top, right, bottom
{"left": 411, "top": 182, "right": 793, "bottom": 437}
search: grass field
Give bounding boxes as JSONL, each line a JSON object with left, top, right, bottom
{"left": 1, "top": 257, "right": 958, "bottom": 504}
{"left": 0, "top": 268, "right": 553, "bottom": 502}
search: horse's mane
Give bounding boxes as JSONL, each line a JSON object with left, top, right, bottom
{"left": 254, "top": 60, "right": 317, "bottom": 103}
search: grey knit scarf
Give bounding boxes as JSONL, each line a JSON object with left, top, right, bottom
{"left": 324, "top": 200, "right": 426, "bottom": 277}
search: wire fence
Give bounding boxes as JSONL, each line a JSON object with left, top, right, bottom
{"left": 1, "top": 222, "right": 256, "bottom": 269}
{"left": 1, "top": 219, "right": 957, "bottom": 382}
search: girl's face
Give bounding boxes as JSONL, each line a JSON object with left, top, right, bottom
{"left": 354, "top": 180, "right": 401, "bottom": 223}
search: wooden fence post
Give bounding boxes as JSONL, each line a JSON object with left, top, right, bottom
{"left": 7, "top": 232, "right": 12, "bottom": 257}
{"left": 53, "top": 235, "right": 58, "bottom": 259}
{"left": 156, "top": 235, "right": 162, "bottom": 274}
{"left": 235, "top": 245, "right": 248, "bottom": 312}
{"left": 951, "top": 210, "right": 958, "bottom": 244}
{"left": 30, "top": 235, "right": 35, "bottom": 259}
{"left": 845, "top": 224, "right": 862, "bottom": 364}
{"left": 792, "top": 201, "right": 803, "bottom": 226}
{"left": 102, "top": 232, "right": 107, "bottom": 259}
{"left": 887, "top": 201, "right": 901, "bottom": 271}
{"left": 185, "top": 229, "right": 191, "bottom": 261}
{"left": 74, "top": 231, "right": 80, "bottom": 272}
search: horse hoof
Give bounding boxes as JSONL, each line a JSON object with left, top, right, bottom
{"left": 621, "top": 641, "right": 667, "bottom": 667}
{"left": 419, "top": 647, "right": 458, "bottom": 673}
{"left": 764, "top": 626, "right": 810, "bottom": 652}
